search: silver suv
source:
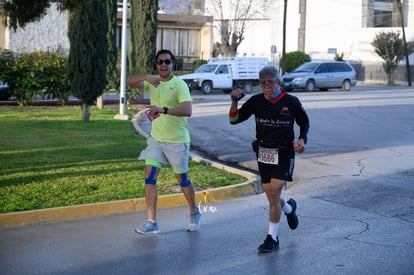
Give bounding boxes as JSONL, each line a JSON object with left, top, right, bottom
{"left": 281, "top": 61, "right": 357, "bottom": 92}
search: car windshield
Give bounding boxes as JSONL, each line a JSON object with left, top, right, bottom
{"left": 292, "top": 63, "right": 319, "bottom": 73}
{"left": 194, "top": 64, "right": 217, "bottom": 73}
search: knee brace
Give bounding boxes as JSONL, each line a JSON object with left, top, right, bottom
{"left": 179, "top": 172, "right": 192, "bottom": 188}
{"left": 145, "top": 166, "right": 157, "bottom": 185}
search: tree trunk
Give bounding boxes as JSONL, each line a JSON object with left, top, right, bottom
{"left": 81, "top": 103, "right": 90, "bottom": 122}
{"left": 96, "top": 95, "right": 104, "bottom": 109}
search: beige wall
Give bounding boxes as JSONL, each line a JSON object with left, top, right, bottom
{"left": 0, "top": 16, "right": 8, "bottom": 49}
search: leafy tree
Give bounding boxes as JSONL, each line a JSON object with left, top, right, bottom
{"left": 67, "top": 0, "right": 108, "bottom": 122}
{"left": 285, "top": 51, "right": 311, "bottom": 73}
{"left": 96, "top": 0, "right": 118, "bottom": 109}
{"left": 127, "top": 0, "right": 158, "bottom": 102}
{"left": 208, "top": 0, "right": 268, "bottom": 57}
{"left": 371, "top": 31, "right": 414, "bottom": 85}
{"left": 105, "top": 0, "right": 119, "bottom": 92}
{"left": 0, "top": 0, "right": 50, "bottom": 30}
{"left": 128, "top": 0, "right": 158, "bottom": 75}
{"left": 0, "top": 0, "right": 81, "bottom": 30}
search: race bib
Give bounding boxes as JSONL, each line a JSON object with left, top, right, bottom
{"left": 258, "top": 146, "right": 278, "bottom": 165}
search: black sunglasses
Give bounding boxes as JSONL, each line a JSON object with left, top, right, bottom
{"left": 156, "top": 59, "right": 173, "bottom": 65}
{"left": 260, "top": 79, "right": 276, "bottom": 86}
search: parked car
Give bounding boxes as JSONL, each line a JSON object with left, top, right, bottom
{"left": 281, "top": 61, "right": 357, "bottom": 92}
{"left": 0, "top": 81, "right": 11, "bottom": 100}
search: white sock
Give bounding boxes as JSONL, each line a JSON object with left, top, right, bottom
{"left": 282, "top": 201, "right": 292, "bottom": 214}
{"left": 268, "top": 222, "right": 280, "bottom": 241}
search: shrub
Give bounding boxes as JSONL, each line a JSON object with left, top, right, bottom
{"left": 193, "top": 59, "right": 207, "bottom": 71}
{"left": 39, "top": 53, "right": 71, "bottom": 105}
{"left": 0, "top": 50, "right": 70, "bottom": 106}
{"left": 335, "top": 52, "right": 345, "bottom": 61}
{"left": 285, "top": 51, "right": 311, "bottom": 73}
{"left": 175, "top": 58, "right": 183, "bottom": 70}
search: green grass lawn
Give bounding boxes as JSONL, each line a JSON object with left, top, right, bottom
{"left": 0, "top": 106, "right": 245, "bottom": 213}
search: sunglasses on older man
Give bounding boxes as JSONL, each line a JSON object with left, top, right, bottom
{"left": 260, "top": 79, "right": 281, "bottom": 87}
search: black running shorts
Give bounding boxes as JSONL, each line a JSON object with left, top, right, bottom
{"left": 258, "top": 147, "right": 295, "bottom": 183}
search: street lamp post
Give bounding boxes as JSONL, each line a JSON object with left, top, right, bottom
{"left": 115, "top": 0, "right": 129, "bottom": 120}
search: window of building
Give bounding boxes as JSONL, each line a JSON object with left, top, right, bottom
{"left": 116, "top": 24, "right": 202, "bottom": 66}
{"left": 157, "top": 28, "right": 200, "bottom": 59}
{"left": 362, "top": 0, "right": 405, "bottom": 28}
{"left": 374, "top": 10, "right": 393, "bottom": 27}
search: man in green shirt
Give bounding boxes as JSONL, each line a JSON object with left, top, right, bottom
{"left": 127, "top": 49, "right": 201, "bottom": 234}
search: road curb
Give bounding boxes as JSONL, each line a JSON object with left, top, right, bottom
{"left": 0, "top": 111, "right": 260, "bottom": 228}
{"left": 0, "top": 177, "right": 258, "bottom": 228}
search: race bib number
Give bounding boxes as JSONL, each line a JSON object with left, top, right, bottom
{"left": 258, "top": 146, "right": 278, "bottom": 165}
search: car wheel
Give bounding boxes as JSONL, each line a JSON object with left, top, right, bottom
{"left": 341, "top": 80, "right": 351, "bottom": 91}
{"left": 201, "top": 81, "right": 212, "bottom": 94}
{"left": 305, "top": 80, "right": 315, "bottom": 92}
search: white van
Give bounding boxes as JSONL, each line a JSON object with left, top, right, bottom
{"left": 281, "top": 61, "right": 357, "bottom": 92}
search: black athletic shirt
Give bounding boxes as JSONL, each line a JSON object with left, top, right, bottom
{"left": 229, "top": 92, "right": 309, "bottom": 145}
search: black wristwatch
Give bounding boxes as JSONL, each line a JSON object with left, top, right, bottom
{"left": 163, "top": 107, "right": 168, "bottom": 114}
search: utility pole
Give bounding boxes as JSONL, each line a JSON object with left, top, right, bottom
{"left": 282, "top": 0, "right": 287, "bottom": 76}
{"left": 396, "top": 0, "right": 412, "bottom": 86}
{"left": 298, "top": 0, "right": 306, "bottom": 52}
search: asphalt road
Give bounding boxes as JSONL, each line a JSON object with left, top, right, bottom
{"left": 1, "top": 86, "right": 413, "bottom": 274}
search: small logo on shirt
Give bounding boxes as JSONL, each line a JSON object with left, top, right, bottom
{"left": 281, "top": 107, "right": 290, "bottom": 114}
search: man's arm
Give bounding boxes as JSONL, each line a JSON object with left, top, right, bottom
{"left": 293, "top": 138, "right": 306, "bottom": 153}
{"left": 229, "top": 89, "right": 247, "bottom": 124}
{"left": 126, "top": 74, "right": 161, "bottom": 90}
{"left": 293, "top": 98, "right": 310, "bottom": 153}
{"left": 147, "top": 101, "right": 192, "bottom": 117}
{"left": 166, "top": 101, "right": 192, "bottom": 117}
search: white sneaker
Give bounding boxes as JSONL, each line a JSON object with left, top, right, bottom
{"left": 186, "top": 210, "right": 202, "bottom": 232}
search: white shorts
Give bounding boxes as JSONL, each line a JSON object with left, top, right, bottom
{"left": 138, "top": 136, "right": 190, "bottom": 174}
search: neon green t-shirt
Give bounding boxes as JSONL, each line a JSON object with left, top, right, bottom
{"left": 144, "top": 75, "right": 192, "bottom": 143}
